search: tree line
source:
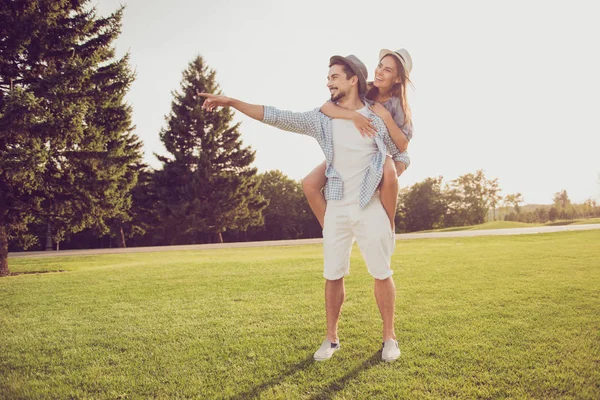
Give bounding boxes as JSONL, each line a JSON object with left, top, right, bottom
{"left": 395, "top": 178, "right": 599, "bottom": 233}
{"left": 502, "top": 190, "right": 599, "bottom": 224}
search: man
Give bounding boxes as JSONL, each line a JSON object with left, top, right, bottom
{"left": 200, "top": 54, "right": 409, "bottom": 362}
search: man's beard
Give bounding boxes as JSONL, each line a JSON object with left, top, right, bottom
{"left": 330, "top": 88, "right": 346, "bottom": 102}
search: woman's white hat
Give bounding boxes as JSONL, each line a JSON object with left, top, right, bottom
{"left": 379, "top": 48, "right": 412, "bottom": 74}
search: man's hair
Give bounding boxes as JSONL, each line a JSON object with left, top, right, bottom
{"left": 329, "top": 60, "right": 356, "bottom": 80}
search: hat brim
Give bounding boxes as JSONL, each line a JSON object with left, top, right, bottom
{"left": 329, "top": 55, "right": 367, "bottom": 95}
{"left": 379, "top": 49, "right": 411, "bottom": 74}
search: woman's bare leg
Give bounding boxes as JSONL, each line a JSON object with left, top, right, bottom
{"left": 380, "top": 157, "right": 399, "bottom": 230}
{"left": 302, "top": 161, "right": 328, "bottom": 228}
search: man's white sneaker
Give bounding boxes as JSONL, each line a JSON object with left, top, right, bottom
{"left": 382, "top": 339, "right": 401, "bottom": 362}
{"left": 313, "top": 339, "right": 340, "bottom": 361}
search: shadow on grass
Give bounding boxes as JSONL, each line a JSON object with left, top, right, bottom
{"left": 439, "top": 226, "right": 471, "bottom": 232}
{"left": 8, "top": 270, "right": 66, "bottom": 276}
{"left": 309, "top": 351, "right": 381, "bottom": 400}
{"left": 228, "top": 355, "right": 315, "bottom": 400}
{"left": 545, "top": 221, "right": 576, "bottom": 226}
{"left": 229, "top": 351, "right": 382, "bottom": 400}
{"left": 417, "top": 226, "right": 471, "bottom": 233}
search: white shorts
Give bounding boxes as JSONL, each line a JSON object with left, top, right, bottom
{"left": 322, "top": 196, "right": 395, "bottom": 280}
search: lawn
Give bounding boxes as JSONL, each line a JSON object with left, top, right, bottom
{"left": 551, "top": 217, "right": 600, "bottom": 226}
{"left": 1, "top": 230, "right": 599, "bottom": 399}
{"left": 422, "top": 218, "right": 600, "bottom": 233}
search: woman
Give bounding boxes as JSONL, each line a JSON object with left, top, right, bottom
{"left": 302, "top": 48, "right": 414, "bottom": 230}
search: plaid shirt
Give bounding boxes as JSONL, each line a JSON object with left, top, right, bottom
{"left": 263, "top": 103, "right": 411, "bottom": 209}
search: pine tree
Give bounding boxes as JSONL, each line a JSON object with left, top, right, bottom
{"left": 154, "top": 56, "right": 267, "bottom": 244}
{"left": 0, "top": 1, "right": 142, "bottom": 275}
{"left": 120, "top": 166, "right": 160, "bottom": 247}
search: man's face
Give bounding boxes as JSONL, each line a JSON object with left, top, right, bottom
{"left": 327, "top": 64, "right": 356, "bottom": 102}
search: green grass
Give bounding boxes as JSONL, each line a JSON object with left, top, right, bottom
{"left": 423, "top": 218, "right": 600, "bottom": 233}
{"left": 2, "top": 231, "right": 600, "bottom": 399}
{"left": 423, "top": 220, "right": 542, "bottom": 232}
{"left": 554, "top": 217, "right": 600, "bottom": 226}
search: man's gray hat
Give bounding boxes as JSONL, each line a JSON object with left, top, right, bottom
{"left": 329, "top": 54, "right": 368, "bottom": 95}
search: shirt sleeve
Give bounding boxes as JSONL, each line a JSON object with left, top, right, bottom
{"left": 263, "top": 106, "right": 322, "bottom": 139}
{"left": 393, "top": 151, "right": 411, "bottom": 168}
{"left": 373, "top": 115, "right": 411, "bottom": 168}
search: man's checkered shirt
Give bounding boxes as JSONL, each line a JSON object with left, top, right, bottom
{"left": 263, "top": 103, "right": 411, "bottom": 209}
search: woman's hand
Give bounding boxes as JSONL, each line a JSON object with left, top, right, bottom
{"left": 351, "top": 113, "right": 377, "bottom": 138}
{"left": 369, "top": 103, "right": 391, "bottom": 120}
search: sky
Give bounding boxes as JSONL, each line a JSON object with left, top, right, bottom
{"left": 94, "top": 0, "right": 600, "bottom": 205}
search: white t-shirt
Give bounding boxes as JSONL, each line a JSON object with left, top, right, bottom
{"left": 330, "top": 105, "right": 378, "bottom": 205}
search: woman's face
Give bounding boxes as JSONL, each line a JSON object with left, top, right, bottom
{"left": 373, "top": 55, "right": 401, "bottom": 89}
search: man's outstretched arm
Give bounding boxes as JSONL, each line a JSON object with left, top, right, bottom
{"left": 200, "top": 93, "right": 264, "bottom": 121}
{"left": 199, "top": 93, "right": 320, "bottom": 138}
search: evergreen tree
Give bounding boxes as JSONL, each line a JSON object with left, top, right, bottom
{"left": 154, "top": 56, "right": 266, "bottom": 244}
{"left": 0, "top": 1, "right": 142, "bottom": 275}
{"left": 118, "top": 166, "right": 159, "bottom": 247}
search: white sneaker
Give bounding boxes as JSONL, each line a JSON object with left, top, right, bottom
{"left": 313, "top": 339, "right": 340, "bottom": 361}
{"left": 382, "top": 339, "right": 400, "bottom": 362}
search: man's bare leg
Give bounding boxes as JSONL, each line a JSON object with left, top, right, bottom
{"left": 325, "top": 278, "right": 345, "bottom": 343}
{"left": 374, "top": 276, "right": 396, "bottom": 342}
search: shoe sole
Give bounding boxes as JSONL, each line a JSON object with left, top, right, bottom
{"left": 382, "top": 351, "right": 401, "bottom": 362}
